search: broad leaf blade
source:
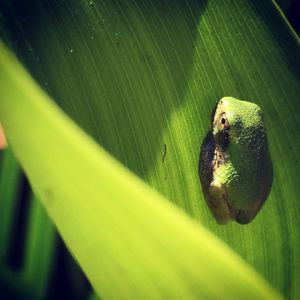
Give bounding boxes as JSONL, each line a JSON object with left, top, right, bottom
{"left": 0, "top": 41, "right": 280, "bottom": 299}
{"left": 0, "top": 0, "right": 299, "bottom": 298}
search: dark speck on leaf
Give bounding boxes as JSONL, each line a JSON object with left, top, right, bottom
{"left": 162, "top": 144, "right": 167, "bottom": 162}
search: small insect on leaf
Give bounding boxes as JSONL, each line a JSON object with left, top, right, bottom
{"left": 162, "top": 143, "right": 167, "bottom": 163}
{"left": 198, "top": 97, "right": 273, "bottom": 225}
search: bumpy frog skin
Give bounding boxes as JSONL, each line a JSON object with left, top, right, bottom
{"left": 199, "top": 97, "right": 273, "bottom": 224}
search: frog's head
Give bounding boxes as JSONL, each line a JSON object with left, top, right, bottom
{"left": 211, "top": 97, "right": 264, "bottom": 152}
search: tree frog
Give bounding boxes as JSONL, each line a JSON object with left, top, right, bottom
{"left": 198, "top": 97, "right": 273, "bottom": 224}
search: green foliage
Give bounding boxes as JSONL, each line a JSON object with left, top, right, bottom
{"left": 0, "top": 41, "right": 280, "bottom": 299}
{"left": 0, "top": 0, "right": 299, "bottom": 299}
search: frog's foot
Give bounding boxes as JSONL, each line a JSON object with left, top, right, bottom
{"left": 207, "top": 180, "right": 238, "bottom": 224}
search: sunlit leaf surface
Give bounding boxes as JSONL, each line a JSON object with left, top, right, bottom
{"left": 0, "top": 0, "right": 299, "bottom": 299}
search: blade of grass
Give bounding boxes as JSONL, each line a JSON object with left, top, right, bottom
{"left": 0, "top": 150, "right": 22, "bottom": 260}
{"left": 22, "top": 195, "right": 56, "bottom": 299}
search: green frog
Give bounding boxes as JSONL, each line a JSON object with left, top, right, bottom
{"left": 199, "top": 97, "right": 273, "bottom": 224}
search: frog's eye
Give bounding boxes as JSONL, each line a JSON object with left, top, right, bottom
{"left": 219, "top": 113, "right": 229, "bottom": 129}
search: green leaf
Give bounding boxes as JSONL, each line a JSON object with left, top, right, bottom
{"left": 0, "top": 41, "right": 280, "bottom": 299}
{"left": 0, "top": 0, "right": 299, "bottom": 299}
